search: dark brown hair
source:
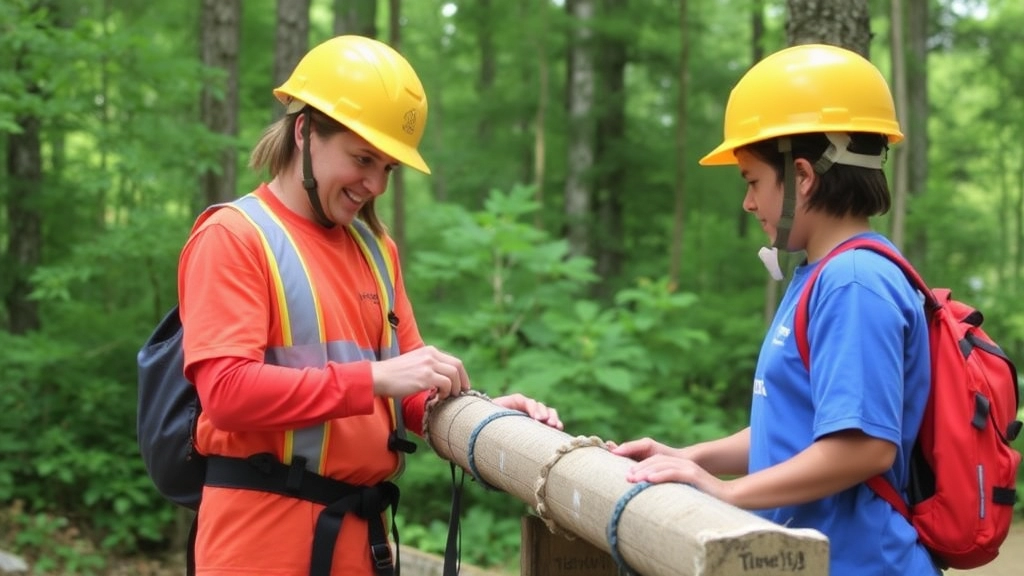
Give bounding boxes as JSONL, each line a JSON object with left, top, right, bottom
{"left": 740, "top": 132, "right": 892, "bottom": 218}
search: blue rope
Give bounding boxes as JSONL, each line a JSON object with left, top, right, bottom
{"left": 606, "top": 481, "right": 652, "bottom": 575}
{"left": 466, "top": 410, "right": 530, "bottom": 491}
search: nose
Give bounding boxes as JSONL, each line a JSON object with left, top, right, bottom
{"left": 363, "top": 168, "right": 390, "bottom": 197}
{"left": 742, "top": 190, "right": 756, "bottom": 213}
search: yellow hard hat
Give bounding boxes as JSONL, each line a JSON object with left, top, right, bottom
{"left": 699, "top": 44, "right": 903, "bottom": 166}
{"left": 275, "top": 35, "right": 431, "bottom": 174}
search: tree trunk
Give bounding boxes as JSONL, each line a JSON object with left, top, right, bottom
{"left": 565, "top": 0, "right": 596, "bottom": 260}
{"left": 334, "top": 0, "right": 377, "bottom": 37}
{"left": 905, "top": 0, "right": 929, "bottom": 264}
{"left": 593, "top": 0, "right": 627, "bottom": 295}
{"left": 531, "top": 0, "right": 550, "bottom": 230}
{"left": 741, "top": 0, "right": 764, "bottom": 242}
{"left": 472, "top": 0, "right": 495, "bottom": 212}
{"left": 750, "top": 0, "right": 780, "bottom": 327}
{"left": 4, "top": 93, "right": 43, "bottom": 334}
{"left": 669, "top": 0, "right": 691, "bottom": 289}
{"left": 889, "top": 0, "right": 909, "bottom": 250}
{"left": 387, "top": 0, "right": 407, "bottom": 253}
{"left": 199, "top": 0, "right": 241, "bottom": 207}
{"left": 274, "top": 0, "right": 311, "bottom": 114}
{"left": 785, "top": 0, "right": 871, "bottom": 57}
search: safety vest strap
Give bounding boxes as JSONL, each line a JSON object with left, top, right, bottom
{"left": 347, "top": 220, "right": 417, "bottom": 470}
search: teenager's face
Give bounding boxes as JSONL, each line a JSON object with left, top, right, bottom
{"left": 306, "top": 125, "right": 398, "bottom": 226}
{"left": 736, "top": 149, "right": 785, "bottom": 245}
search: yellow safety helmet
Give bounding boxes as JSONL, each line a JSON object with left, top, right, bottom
{"left": 275, "top": 35, "right": 431, "bottom": 174}
{"left": 700, "top": 44, "right": 903, "bottom": 166}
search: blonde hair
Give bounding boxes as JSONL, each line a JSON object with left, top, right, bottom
{"left": 249, "top": 108, "right": 386, "bottom": 236}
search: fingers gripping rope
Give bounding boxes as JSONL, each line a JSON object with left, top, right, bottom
{"left": 606, "top": 481, "right": 652, "bottom": 576}
{"left": 422, "top": 390, "right": 491, "bottom": 450}
{"left": 532, "top": 436, "right": 608, "bottom": 538}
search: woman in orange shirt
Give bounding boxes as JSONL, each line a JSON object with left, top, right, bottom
{"left": 178, "top": 35, "right": 561, "bottom": 576}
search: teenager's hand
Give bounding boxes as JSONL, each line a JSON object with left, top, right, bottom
{"left": 624, "top": 453, "right": 732, "bottom": 503}
{"left": 492, "top": 393, "right": 563, "bottom": 430}
{"left": 370, "top": 346, "right": 470, "bottom": 400}
{"left": 609, "top": 437, "right": 674, "bottom": 461}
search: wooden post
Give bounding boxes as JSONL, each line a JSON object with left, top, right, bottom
{"left": 521, "top": 515, "right": 620, "bottom": 576}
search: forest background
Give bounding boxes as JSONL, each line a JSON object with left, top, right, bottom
{"left": 1, "top": 0, "right": 1023, "bottom": 573}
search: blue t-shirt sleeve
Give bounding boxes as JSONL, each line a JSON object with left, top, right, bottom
{"left": 806, "top": 280, "right": 906, "bottom": 444}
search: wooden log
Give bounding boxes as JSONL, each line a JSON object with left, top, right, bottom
{"left": 425, "top": 395, "right": 829, "bottom": 576}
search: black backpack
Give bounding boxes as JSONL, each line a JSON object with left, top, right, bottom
{"left": 136, "top": 305, "right": 203, "bottom": 509}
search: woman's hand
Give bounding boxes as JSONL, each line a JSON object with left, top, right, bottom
{"left": 371, "top": 346, "right": 470, "bottom": 400}
{"left": 492, "top": 393, "right": 563, "bottom": 430}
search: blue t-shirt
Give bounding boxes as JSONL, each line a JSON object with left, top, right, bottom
{"left": 749, "top": 233, "right": 939, "bottom": 575}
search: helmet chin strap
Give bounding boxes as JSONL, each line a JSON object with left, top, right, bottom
{"left": 301, "top": 107, "right": 336, "bottom": 229}
{"left": 758, "top": 137, "right": 797, "bottom": 281}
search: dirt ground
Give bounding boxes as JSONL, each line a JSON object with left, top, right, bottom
{"left": 17, "top": 519, "right": 1024, "bottom": 575}
{"left": 947, "top": 521, "right": 1024, "bottom": 576}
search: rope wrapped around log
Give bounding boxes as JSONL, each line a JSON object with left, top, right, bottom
{"left": 424, "top": 394, "right": 829, "bottom": 576}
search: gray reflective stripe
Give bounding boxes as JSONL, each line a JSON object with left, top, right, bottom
{"left": 233, "top": 195, "right": 326, "bottom": 472}
{"left": 348, "top": 219, "right": 408, "bottom": 478}
{"left": 348, "top": 219, "right": 400, "bottom": 360}
{"left": 235, "top": 195, "right": 324, "bottom": 353}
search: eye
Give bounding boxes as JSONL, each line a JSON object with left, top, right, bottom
{"left": 384, "top": 163, "right": 398, "bottom": 174}
{"left": 354, "top": 155, "right": 372, "bottom": 166}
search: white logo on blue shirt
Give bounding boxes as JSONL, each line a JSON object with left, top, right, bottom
{"left": 772, "top": 324, "right": 791, "bottom": 346}
{"left": 753, "top": 378, "right": 767, "bottom": 397}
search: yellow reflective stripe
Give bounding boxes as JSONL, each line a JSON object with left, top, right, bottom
{"left": 232, "top": 205, "right": 293, "bottom": 346}
{"left": 283, "top": 431, "right": 294, "bottom": 465}
{"left": 348, "top": 226, "right": 393, "bottom": 349}
{"left": 232, "top": 195, "right": 327, "bottom": 469}
{"left": 251, "top": 196, "right": 326, "bottom": 344}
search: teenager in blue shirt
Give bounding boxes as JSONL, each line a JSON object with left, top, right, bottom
{"left": 612, "top": 44, "right": 939, "bottom": 575}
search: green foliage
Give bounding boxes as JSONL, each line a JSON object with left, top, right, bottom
{"left": 3, "top": 0, "right": 1024, "bottom": 571}
{"left": 5, "top": 509, "right": 105, "bottom": 575}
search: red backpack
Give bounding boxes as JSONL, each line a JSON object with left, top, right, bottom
{"left": 794, "top": 237, "right": 1023, "bottom": 570}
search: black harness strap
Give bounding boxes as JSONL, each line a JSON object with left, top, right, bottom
{"left": 205, "top": 453, "right": 400, "bottom": 576}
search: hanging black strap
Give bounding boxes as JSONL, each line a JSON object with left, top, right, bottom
{"left": 442, "top": 462, "right": 465, "bottom": 576}
{"left": 185, "top": 513, "right": 198, "bottom": 576}
{"left": 205, "top": 453, "right": 400, "bottom": 576}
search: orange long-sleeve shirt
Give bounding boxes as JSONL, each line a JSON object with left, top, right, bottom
{"left": 179, "top": 185, "right": 428, "bottom": 575}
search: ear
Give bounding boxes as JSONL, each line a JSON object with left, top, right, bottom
{"left": 293, "top": 112, "right": 308, "bottom": 150}
{"left": 792, "top": 158, "right": 816, "bottom": 197}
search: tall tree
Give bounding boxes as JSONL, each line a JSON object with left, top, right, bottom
{"left": 274, "top": 0, "right": 311, "bottom": 104}
{"left": 786, "top": 0, "right": 871, "bottom": 56}
{"left": 199, "top": 0, "right": 241, "bottom": 206}
{"left": 593, "top": 0, "right": 628, "bottom": 289}
{"left": 4, "top": 35, "right": 44, "bottom": 334}
{"left": 334, "top": 0, "right": 377, "bottom": 37}
{"left": 889, "top": 0, "right": 910, "bottom": 249}
{"left": 565, "top": 0, "right": 597, "bottom": 259}
{"left": 531, "top": 0, "right": 550, "bottom": 230}
{"left": 904, "top": 0, "right": 929, "bottom": 264}
{"left": 669, "top": 0, "right": 691, "bottom": 288}
{"left": 387, "top": 0, "right": 408, "bottom": 253}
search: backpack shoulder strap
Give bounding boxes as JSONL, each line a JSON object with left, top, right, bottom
{"left": 793, "top": 237, "right": 930, "bottom": 520}
{"left": 794, "top": 237, "right": 936, "bottom": 370}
